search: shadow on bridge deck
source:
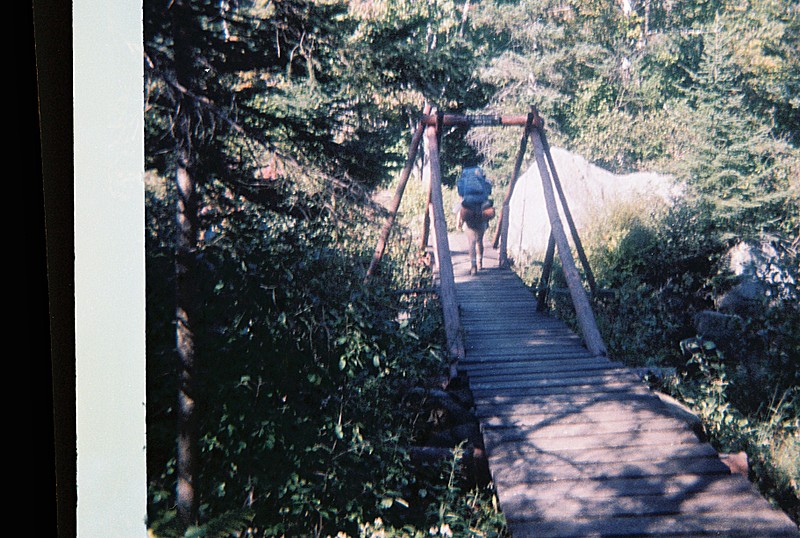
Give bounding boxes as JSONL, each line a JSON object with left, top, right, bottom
{"left": 445, "top": 230, "right": 799, "bottom": 538}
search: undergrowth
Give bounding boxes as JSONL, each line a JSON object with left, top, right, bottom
{"left": 663, "top": 338, "right": 799, "bottom": 523}
{"left": 146, "top": 168, "right": 508, "bottom": 537}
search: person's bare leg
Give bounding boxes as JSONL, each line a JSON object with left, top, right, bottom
{"left": 476, "top": 222, "right": 486, "bottom": 270}
{"left": 466, "top": 223, "right": 478, "bottom": 275}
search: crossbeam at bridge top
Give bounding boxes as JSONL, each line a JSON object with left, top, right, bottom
{"left": 420, "top": 113, "right": 542, "bottom": 128}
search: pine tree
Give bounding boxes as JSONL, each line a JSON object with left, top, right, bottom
{"left": 681, "top": 12, "right": 798, "bottom": 240}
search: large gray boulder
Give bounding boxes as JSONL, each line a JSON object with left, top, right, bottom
{"left": 506, "top": 147, "right": 681, "bottom": 260}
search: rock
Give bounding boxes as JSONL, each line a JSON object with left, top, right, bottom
{"left": 719, "top": 451, "right": 749, "bottom": 478}
{"left": 716, "top": 240, "right": 796, "bottom": 317}
{"left": 447, "top": 387, "right": 475, "bottom": 409}
{"left": 632, "top": 367, "right": 677, "bottom": 383}
{"left": 691, "top": 309, "right": 768, "bottom": 368}
{"left": 717, "top": 280, "right": 766, "bottom": 316}
{"left": 407, "top": 445, "right": 492, "bottom": 487}
{"left": 450, "top": 422, "right": 484, "bottom": 448}
{"left": 426, "top": 423, "right": 483, "bottom": 448}
{"left": 693, "top": 310, "right": 745, "bottom": 343}
{"left": 507, "top": 147, "right": 681, "bottom": 259}
{"left": 426, "top": 428, "right": 457, "bottom": 448}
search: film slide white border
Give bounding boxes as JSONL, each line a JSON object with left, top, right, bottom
{"left": 74, "top": 0, "right": 147, "bottom": 535}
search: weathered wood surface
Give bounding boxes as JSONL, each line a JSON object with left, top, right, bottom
{"left": 449, "top": 232, "right": 799, "bottom": 537}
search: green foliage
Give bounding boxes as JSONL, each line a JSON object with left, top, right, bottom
{"left": 666, "top": 338, "right": 800, "bottom": 523}
{"left": 146, "top": 165, "right": 507, "bottom": 535}
{"left": 541, "top": 200, "right": 721, "bottom": 366}
{"left": 148, "top": 509, "right": 255, "bottom": 538}
{"left": 359, "top": 445, "right": 509, "bottom": 538}
{"left": 146, "top": 167, "right": 450, "bottom": 533}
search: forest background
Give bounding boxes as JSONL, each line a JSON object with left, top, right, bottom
{"left": 63, "top": 0, "right": 797, "bottom": 535}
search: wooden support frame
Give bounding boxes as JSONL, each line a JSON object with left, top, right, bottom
{"left": 494, "top": 112, "right": 534, "bottom": 267}
{"left": 425, "top": 109, "right": 465, "bottom": 372}
{"left": 537, "top": 233, "right": 556, "bottom": 312}
{"left": 528, "top": 118, "right": 607, "bottom": 356}
{"left": 366, "top": 104, "right": 607, "bottom": 369}
{"left": 420, "top": 113, "right": 542, "bottom": 128}
{"left": 366, "top": 104, "right": 431, "bottom": 280}
{"left": 539, "top": 128, "right": 598, "bottom": 296}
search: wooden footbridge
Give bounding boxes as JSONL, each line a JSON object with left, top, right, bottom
{"left": 452, "top": 233, "right": 798, "bottom": 537}
{"left": 367, "top": 107, "right": 799, "bottom": 536}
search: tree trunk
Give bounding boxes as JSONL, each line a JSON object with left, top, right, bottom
{"left": 175, "top": 153, "right": 200, "bottom": 529}
{"left": 171, "top": 0, "right": 201, "bottom": 528}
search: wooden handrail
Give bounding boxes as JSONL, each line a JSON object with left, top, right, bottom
{"left": 529, "top": 123, "right": 607, "bottom": 357}
{"left": 426, "top": 111, "right": 464, "bottom": 373}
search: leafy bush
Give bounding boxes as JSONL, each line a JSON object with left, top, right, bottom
{"left": 146, "top": 169, "right": 507, "bottom": 537}
{"left": 666, "top": 337, "right": 799, "bottom": 523}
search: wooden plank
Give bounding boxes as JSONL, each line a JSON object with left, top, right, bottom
{"left": 461, "top": 349, "right": 597, "bottom": 361}
{"left": 464, "top": 358, "right": 623, "bottom": 375}
{"left": 468, "top": 368, "right": 642, "bottom": 385}
{"left": 465, "top": 346, "right": 590, "bottom": 355}
{"left": 472, "top": 391, "right": 664, "bottom": 411}
{"left": 466, "top": 365, "right": 628, "bottom": 380}
{"left": 470, "top": 381, "right": 653, "bottom": 397}
{"left": 507, "top": 511, "right": 800, "bottom": 537}
{"left": 481, "top": 416, "right": 692, "bottom": 438}
{"left": 504, "top": 491, "right": 795, "bottom": 525}
{"left": 466, "top": 338, "right": 585, "bottom": 349}
{"left": 473, "top": 397, "right": 675, "bottom": 418}
{"left": 485, "top": 441, "right": 719, "bottom": 465}
{"left": 460, "top": 320, "right": 571, "bottom": 330}
{"left": 489, "top": 455, "right": 730, "bottom": 484}
{"left": 498, "top": 473, "right": 756, "bottom": 502}
{"left": 477, "top": 401, "right": 696, "bottom": 425}
{"left": 482, "top": 427, "right": 702, "bottom": 451}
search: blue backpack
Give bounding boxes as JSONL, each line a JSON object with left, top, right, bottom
{"left": 459, "top": 167, "right": 489, "bottom": 206}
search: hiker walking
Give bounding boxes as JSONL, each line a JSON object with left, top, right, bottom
{"left": 457, "top": 160, "right": 494, "bottom": 275}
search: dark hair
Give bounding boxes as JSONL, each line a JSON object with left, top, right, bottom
{"left": 463, "top": 155, "right": 482, "bottom": 168}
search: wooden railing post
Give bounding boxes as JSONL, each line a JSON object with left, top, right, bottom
{"left": 494, "top": 113, "right": 534, "bottom": 267}
{"left": 366, "top": 104, "right": 430, "bottom": 280}
{"left": 537, "top": 232, "right": 556, "bottom": 312}
{"left": 426, "top": 110, "right": 464, "bottom": 374}
{"left": 420, "top": 115, "right": 433, "bottom": 254}
{"left": 529, "top": 119, "right": 607, "bottom": 357}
